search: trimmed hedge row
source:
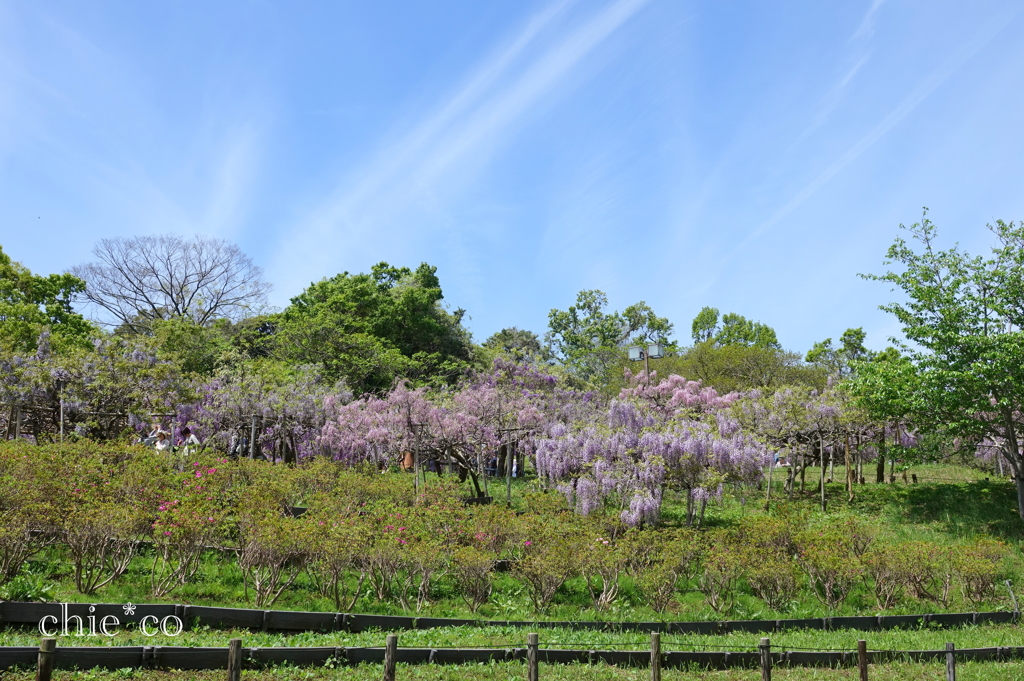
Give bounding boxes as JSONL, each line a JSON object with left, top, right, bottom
{"left": 0, "top": 600, "right": 1017, "bottom": 634}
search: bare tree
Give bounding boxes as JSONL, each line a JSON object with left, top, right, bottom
{"left": 73, "top": 235, "right": 271, "bottom": 331}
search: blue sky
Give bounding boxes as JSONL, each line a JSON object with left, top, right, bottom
{"left": 3, "top": 0, "right": 1024, "bottom": 354}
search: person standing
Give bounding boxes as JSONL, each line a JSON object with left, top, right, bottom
{"left": 177, "top": 427, "right": 201, "bottom": 455}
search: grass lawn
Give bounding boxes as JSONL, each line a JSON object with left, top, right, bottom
{"left": 1, "top": 661, "right": 1023, "bottom": 681}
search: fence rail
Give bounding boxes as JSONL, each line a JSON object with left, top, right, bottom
{"left": 3, "top": 638, "right": 1024, "bottom": 674}
{"left": 0, "top": 601, "right": 1018, "bottom": 635}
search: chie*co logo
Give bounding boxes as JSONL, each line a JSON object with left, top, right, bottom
{"left": 38, "top": 603, "right": 183, "bottom": 637}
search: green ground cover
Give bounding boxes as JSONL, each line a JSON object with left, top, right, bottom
{"left": 1, "top": 661, "right": 1023, "bottom": 681}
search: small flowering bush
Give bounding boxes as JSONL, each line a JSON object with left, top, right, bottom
{"left": 0, "top": 442, "right": 56, "bottom": 583}
{"left": 626, "top": 527, "right": 702, "bottom": 613}
{"left": 580, "top": 522, "right": 631, "bottom": 610}
{"left": 955, "top": 539, "right": 1007, "bottom": 605}
{"left": 514, "top": 515, "right": 583, "bottom": 611}
{"left": 795, "top": 525, "right": 863, "bottom": 610}
{"left": 305, "top": 512, "right": 371, "bottom": 611}
{"left": 862, "top": 544, "right": 915, "bottom": 609}
{"left": 451, "top": 545, "right": 498, "bottom": 612}
{"left": 150, "top": 458, "right": 232, "bottom": 597}
{"left": 697, "top": 530, "right": 743, "bottom": 614}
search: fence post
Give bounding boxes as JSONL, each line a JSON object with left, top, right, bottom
{"left": 945, "top": 642, "right": 955, "bottom": 681}
{"left": 35, "top": 638, "right": 55, "bottom": 681}
{"left": 650, "top": 632, "right": 661, "bottom": 681}
{"left": 383, "top": 634, "right": 398, "bottom": 681}
{"left": 527, "top": 632, "right": 539, "bottom": 681}
{"left": 227, "top": 638, "right": 242, "bottom": 681}
{"left": 857, "top": 640, "right": 868, "bottom": 681}
{"left": 759, "top": 637, "right": 771, "bottom": 681}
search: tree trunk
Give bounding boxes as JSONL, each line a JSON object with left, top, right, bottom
{"left": 875, "top": 430, "right": 886, "bottom": 483}
{"left": 1015, "top": 476, "right": 1024, "bottom": 523}
{"left": 819, "top": 434, "right": 827, "bottom": 513}
{"left": 999, "top": 420, "right": 1024, "bottom": 521}
{"left": 845, "top": 430, "right": 853, "bottom": 502}
{"left": 800, "top": 448, "right": 807, "bottom": 491}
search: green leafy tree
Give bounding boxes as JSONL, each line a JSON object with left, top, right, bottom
{"left": 151, "top": 317, "right": 231, "bottom": 376}
{"left": 857, "top": 210, "right": 1024, "bottom": 519}
{"left": 691, "top": 306, "right": 719, "bottom": 344}
{"left": 716, "top": 312, "right": 780, "bottom": 348}
{"left": 482, "top": 327, "right": 551, "bottom": 364}
{"left": 688, "top": 306, "right": 781, "bottom": 349}
{"left": 0, "top": 245, "right": 94, "bottom": 353}
{"left": 545, "top": 290, "right": 673, "bottom": 383}
{"left": 276, "top": 262, "right": 476, "bottom": 394}
{"left": 806, "top": 327, "right": 870, "bottom": 376}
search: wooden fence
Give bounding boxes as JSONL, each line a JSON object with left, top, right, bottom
{"left": 0, "top": 601, "right": 1018, "bottom": 636}
{"left": 8, "top": 634, "right": 1024, "bottom": 680}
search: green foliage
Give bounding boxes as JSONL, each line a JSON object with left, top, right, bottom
{"left": 150, "top": 458, "right": 232, "bottom": 597}
{"left": 805, "top": 327, "right": 870, "bottom": 376}
{"left": 619, "top": 342, "right": 821, "bottom": 394}
{"left": 691, "top": 306, "right": 719, "bottom": 344}
{"left": 627, "top": 527, "right": 702, "bottom": 613}
{"left": 858, "top": 210, "right": 1024, "bottom": 520}
{"left": 0, "top": 439, "right": 1019, "bottom": 621}
{"left": 955, "top": 538, "right": 1007, "bottom": 605}
{"left": 546, "top": 290, "right": 673, "bottom": 384}
{"left": 0, "top": 244, "right": 94, "bottom": 353}
{"left": 514, "top": 515, "right": 583, "bottom": 611}
{"left": 276, "top": 262, "right": 477, "bottom": 393}
{"left": 150, "top": 317, "right": 231, "bottom": 376}
{"left": 795, "top": 522, "right": 863, "bottom": 610}
{"left": 0, "top": 572, "right": 56, "bottom": 602}
{"left": 450, "top": 545, "right": 497, "bottom": 613}
{"left": 696, "top": 530, "right": 742, "bottom": 613}
{"left": 716, "top": 312, "right": 780, "bottom": 349}
{"left": 482, "top": 327, "right": 551, "bottom": 364}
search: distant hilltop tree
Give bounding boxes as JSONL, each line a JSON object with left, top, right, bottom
{"left": 73, "top": 234, "right": 271, "bottom": 333}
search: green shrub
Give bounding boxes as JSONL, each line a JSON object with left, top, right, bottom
{"left": 795, "top": 525, "right": 862, "bottom": 610}
{"left": 697, "top": 531, "right": 741, "bottom": 614}
{"left": 955, "top": 539, "right": 1007, "bottom": 605}
{"left": 451, "top": 545, "right": 497, "bottom": 613}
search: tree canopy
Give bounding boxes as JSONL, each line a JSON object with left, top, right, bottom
{"left": 0, "top": 245, "right": 94, "bottom": 353}
{"left": 688, "top": 307, "right": 780, "bottom": 349}
{"left": 805, "top": 327, "right": 870, "bottom": 377}
{"left": 276, "top": 262, "right": 477, "bottom": 394}
{"left": 545, "top": 290, "right": 673, "bottom": 383}
{"left": 852, "top": 211, "right": 1024, "bottom": 519}
{"left": 72, "top": 234, "right": 271, "bottom": 332}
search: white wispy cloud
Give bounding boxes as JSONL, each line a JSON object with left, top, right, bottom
{"left": 726, "top": 13, "right": 1010, "bottom": 260}
{"left": 0, "top": 4, "right": 266, "bottom": 247}
{"left": 851, "top": 0, "right": 888, "bottom": 44}
{"left": 270, "top": 0, "right": 652, "bottom": 295}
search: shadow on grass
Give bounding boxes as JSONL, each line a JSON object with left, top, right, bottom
{"left": 752, "top": 479, "right": 1024, "bottom": 540}
{"left": 841, "top": 479, "right": 1023, "bottom": 538}
{"left": 902, "top": 481, "right": 1024, "bottom": 538}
